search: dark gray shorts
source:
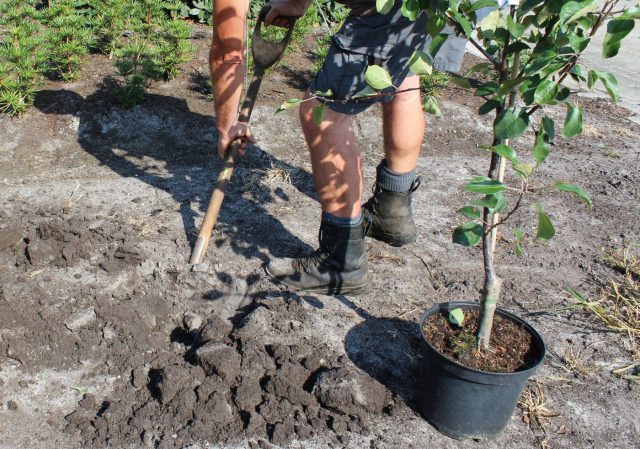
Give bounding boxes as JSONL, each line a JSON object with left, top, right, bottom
{"left": 310, "top": 3, "right": 431, "bottom": 115}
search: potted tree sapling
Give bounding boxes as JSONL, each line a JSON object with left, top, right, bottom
{"left": 274, "top": 0, "right": 637, "bottom": 438}
{"left": 367, "top": 0, "right": 638, "bottom": 440}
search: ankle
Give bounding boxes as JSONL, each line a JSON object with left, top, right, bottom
{"left": 378, "top": 159, "right": 416, "bottom": 192}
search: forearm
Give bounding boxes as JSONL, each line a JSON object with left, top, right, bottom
{"left": 210, "top": 0, "right": 249, "bottom": 134}
{"left": 210, "top": 46, "right": 244, "bottom": 134}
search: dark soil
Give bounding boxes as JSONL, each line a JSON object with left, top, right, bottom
{"left": 422, "top": 310, "right": 537, "bottom": 373}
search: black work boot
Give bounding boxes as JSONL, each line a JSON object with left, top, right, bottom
{"left": 363, "top": 163, "right": 422, "bottom": 247}
{"left": 265, "top": 220, "right": 371, "bottom": 295}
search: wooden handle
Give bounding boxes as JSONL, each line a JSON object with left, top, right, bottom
{"left": 189, "top": 141, "right": 241, "bottom": 264}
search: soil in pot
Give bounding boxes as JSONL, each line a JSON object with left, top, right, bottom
{"left": 422, "top": 309, "right": 539, "bottom": 373}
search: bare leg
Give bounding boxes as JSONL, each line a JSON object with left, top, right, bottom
{"left": 382, "top": 75, "right": 424, "bottom": 173}
{"left": 299, "top": 92, "right": 363, "bottom": 219}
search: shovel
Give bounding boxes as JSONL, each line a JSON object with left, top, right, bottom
{"left": 190, "top": 7, "right": 294, "bottom": 265}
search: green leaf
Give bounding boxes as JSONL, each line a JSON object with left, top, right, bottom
{"left": 536, "top": 205, "right": 556, "bottom": 242}
{"left": 506, "top": 15, "right": 525, "bottom": 39}
{"left": 480, "top": 9, "right": 502, "bottom": 33}
{"left": 376, "top": 0, "right": 395, "bottom": 15}
{"left": 426, "top": 16, "right": 446, "bottom": 36}
{"left": 587, "top": 70, "right": 619, "bottom": 103}
{"left": 512, "top": 161, "right": 534, "bottom": 179}
{"left": 470, "top": 193, "right": 507, "bottom": 212}
{"left": 494, "top": 107, "right": 530, "bottom": 140}
{"left": 563, "top": 103, "right": 583, "bottom": 138}
{"left": 451, "top": 10, "right": 472, "bottom": 37}
{"left": 468, "top": 0, "right": 498, "bottom": 11}
{"left": 476, "top": 82, "right": 499, "bottom": 96}
{"left": 514, "top": 228, "right": 524, "bottom": 256}
{"left": 464, "top": 176, "right": 505, "bottom": 195}
{"left": 450, "top": 77, "right": 471, "bottom": 89}
{"left": 569, "top": 34, "right": 591, "bottom": 53}
{"left": 314, "top": 89, "right": 333, "bottom": 98}
{"left": 408, "top": 50, "right": 432, "bottom": 76}
{"left": 621, "top": 6, "right": 640, "bottom": 19}
{"left": 312, "top": 104, "right": 326, "bottom": 125}
{"left": 479, "top": 99, "right": 500, "bottom": 115}
{"left": 365, "top": 65, "right": 394, "bottom": 90}
{"left": 532, "top": 131, "right": 550, "bottom": 165}
{"left": 495, "top": 77, "right": 526, "bottom": 97}
{"left": 276, "top": 98, "right": 303, "bottom": 113}
{"left": 429, "top": 33, "right": 448, "bottom": 57}
{"left": 352, "top": 85, "right": 377, "bottom": 99}
{"left": 422, "top": 96, "right": 442, "bottom": 115}
{"left": 534, "top": 79, "right": 559, "bottom": 105}
{"left": 559, "top": 0, "right": 599, "bottom": 26}
{"left": 458, "top": 206, "right": 481, "bottom": 220}
{"left": 555, "top": 182, "right": 593, "bottom": 209}
{"left": 542, "top": 116, "right": 555, "bottom": 141}
{"left": 523, "top": 50, "right": 556, "bottom": 76}
{"left": 401, "top": 0, "right": 420, "bottom": 21}
{"left": 452, "top": 222, "right": 483, "bottom": 247}
{"left": 488, "top": 144, "right": 518, "bottom": 164}
{"left": 556, "top": 86, "right": 571, "bottom": 102}
{"left": 448, "top": 308, "right": 465, "bottom": 326}
{"left": 603, "top": 19, "right": 635, "bottom": 59}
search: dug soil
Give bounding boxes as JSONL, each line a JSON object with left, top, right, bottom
{"left": 1, "top": 24, "right": 639, "bottom": 449}
{"left": 422, "top": 309, "right": 536, "bottom": 373}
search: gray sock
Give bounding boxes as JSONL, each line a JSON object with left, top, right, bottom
{"left": 378, "top": 159, "right": 416, "bottom": 192}
{"left": 322, "top": 211, "right": 363, "bottom": 228}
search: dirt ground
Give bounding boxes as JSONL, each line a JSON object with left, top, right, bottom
{"left": 1, "top": 25, "right": 639, "bottom": 449}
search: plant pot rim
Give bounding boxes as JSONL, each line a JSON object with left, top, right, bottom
{"left": 420, "top": 301, "right": 546, "bottom": 377}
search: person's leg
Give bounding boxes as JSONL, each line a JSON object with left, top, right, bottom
{"left": 264, "top": 93, "right": 370, "bottom": 295}
{"left": 363, "top": 75, "right": 424, "bottom": 247}
{"left": 299, "top": 92, "right": 363, "bottom": 219}
{"left": 382, "top": 75, "right": 424, "bottom": 172}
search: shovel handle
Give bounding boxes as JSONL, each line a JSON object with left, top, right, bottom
{"left": 189, "top": 140, "right": 241, "bottom": 265}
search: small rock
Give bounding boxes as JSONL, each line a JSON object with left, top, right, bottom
{"left": 7, "top": 400, "right": 18, "bottom": 411}
{"left": 102, "top": 326, "right": 117, "bottom": 340}
{"left": 0, "top": 229, "right": 22, "bottom": 250}
{"left": 155, "top": 365, "right": 191, "bottom": 404}
{"left": 65, "top": 307, "right": 97, "bottom": 332}
{"left": 199, "top": 316, "right": 232, "bottom": 343}
{"left": 313, "top": 367, "right": 390, "bottom": 415}
{"left": 196, "top": 341, "right": 241, "bottom": 381}
{"left": 190, "top": 262, "right": 209, "bottom": 273}
{"left": 132, "top": 367, "right": 149, "bottom": 389}
{"left": 183, "top": 313, "right": 203, "bottom": 332}
{"left": 88, "top": 219, "right": 104, "bottom": 231}
{"left": 271, "top": 422, "right": 295, "bottom": 445}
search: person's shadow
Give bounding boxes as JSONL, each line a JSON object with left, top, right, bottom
{"left": 33, "top": 81, "right": 317, "bottom": 265}
{"left": 338, "top": 295, "right": 425, "bottom": 412}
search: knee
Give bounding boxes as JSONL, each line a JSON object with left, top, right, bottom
{"left": 299, "top": 91, "right": 317, "bottom": 126}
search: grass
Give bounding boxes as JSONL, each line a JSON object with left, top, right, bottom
{"left": 560, "top": 345, "right": 599, "bottom": 377}
{"left": 568, "top": 246, "right": 640, "bottom": 379}
{"left": 518, "top": 382, "right": 560, "bottom": 446}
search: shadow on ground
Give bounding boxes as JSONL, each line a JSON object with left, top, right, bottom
{"left": 34, "top": 85, "right": 318, "bottom": 264}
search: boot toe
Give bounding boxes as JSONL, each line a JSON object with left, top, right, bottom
{"left": 265, "top": 257, "right": 296, "bottom": 278}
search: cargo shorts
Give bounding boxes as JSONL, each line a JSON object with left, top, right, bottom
{"left": 310, "top": 3, "right": 431, "bottom": 115}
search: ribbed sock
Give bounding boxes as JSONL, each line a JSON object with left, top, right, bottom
{"left": 321, "top": 211, "right": 363, "bottom": 228}
{"left": 378, "top": 159, "right": 416, "bottom": 192}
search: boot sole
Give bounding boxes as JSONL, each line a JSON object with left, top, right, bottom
{"left": 265, "top": 267, "right": 372, "bottom": 296}
{"left": 367, "top": 228, "right": 416, "bottom": 247}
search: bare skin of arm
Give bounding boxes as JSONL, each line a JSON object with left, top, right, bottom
{"left": 210, "top": 0, "right": 254, "bottom": 159}
{"left": 210, "top": 0, "right": 311, "bottom": 159}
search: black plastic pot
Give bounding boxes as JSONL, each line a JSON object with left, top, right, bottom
{"left": 419, "top": 302, "right": 546, "bottom": 440}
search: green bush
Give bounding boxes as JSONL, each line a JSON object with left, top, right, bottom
{"left": 0, "top": 1, "right": 45, "bottom": 115}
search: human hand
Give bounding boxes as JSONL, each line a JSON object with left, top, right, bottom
{"left": 264, "top": 0, "right": 312, "bottom": 28}
{"left": 217, "top": 122, "right": 255, "bottom": 159}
